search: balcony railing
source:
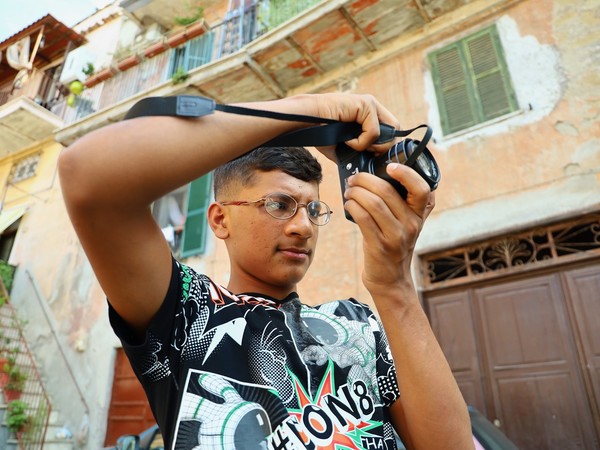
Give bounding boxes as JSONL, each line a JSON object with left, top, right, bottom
{"left": 0, "top": 271, "right": 52, "bottom": 450}
{"left": 54, "top": 0, "right": 322, "bottom": 126}
{"left": 0, "top": 68, "right": 68, "bottom": 113}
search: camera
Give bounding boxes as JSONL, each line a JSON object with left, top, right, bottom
{"left": 335, "top": 124, "right": 440, "bottom": 221}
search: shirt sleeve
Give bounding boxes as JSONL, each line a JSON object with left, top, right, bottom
{"left": 342, "top": 298, "right": 401, "bottom": 407}
{"left": 372, "top": 312, "right": 401, "bottom": 407}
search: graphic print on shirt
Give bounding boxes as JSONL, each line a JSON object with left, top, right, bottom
{"left": 168, "top": 279, "right": 398, "bottom": 449}
{"left": 173, "top": 371, "right": 283, "bottom": 449}
{"left": 172, "top": 363, "right": 387, "bottom": 450}
{"left": 121, "top": 263, "right": 400, "bottom": 449}
{"left": 173, "top": 268, "right": 306, "bottom": 409}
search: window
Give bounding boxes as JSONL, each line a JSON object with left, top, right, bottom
{"left": 152, "top": 174, "right": 211, "bottom": 258}
{"left": 0, "top": 219, "right": 19, "bottom": 262}
{"left": 429, "top": 25, "right": 518, "bottom": 135}
{"left": 9, "top": 154, "right": 41, "bottom": 183}
{"left": 169, "top": 32, "right": 215, "bottom": 77}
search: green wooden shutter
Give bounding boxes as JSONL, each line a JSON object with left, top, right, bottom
{"left": 185, "top": 32, "right": 214, "bottom": 71}
{"left": 431, "top": 44, "right": 479, "bottom": 134}
{"left": 466, "top": 27, "right": 518, "bottom": 121}
{"left": 181, "top": 174, "right": 211, "bottom": 257}
{"left": 430, "top": 25, "right": 518, "bottom": 135}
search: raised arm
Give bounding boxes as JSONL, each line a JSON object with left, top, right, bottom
{"left": 342, "top": 163, "right": 473, "bottom": 448}
{"left": 58, "top": 93, "right": 390, "bottom": 335}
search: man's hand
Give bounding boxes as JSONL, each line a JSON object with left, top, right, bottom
{"left": 304, "top": 93, "right": 401, "bottom": 162}
{"left": 341, "top": 161, "right": 435, "bottom": 297}
{"left": 341, "top": 147, "right": 473, "bottom": 450}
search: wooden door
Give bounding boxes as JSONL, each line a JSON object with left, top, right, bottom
{"left": 428, "top": 290, "right": 487, "bottom": 414}
{"left": 564, "top": 265, "right": 600, "bottom": 438}
{"left": 426, "top": 266, "right": 600, "bottom": 449}
{"left": 104, "top": 348, "right": 155, "bottom": 446}
{"left": 475, "top": 274, "right": 596, "bottom": 449}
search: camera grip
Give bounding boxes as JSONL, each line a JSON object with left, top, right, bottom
{"left": 335, "top": 143, "right": 364, "bottom": 222}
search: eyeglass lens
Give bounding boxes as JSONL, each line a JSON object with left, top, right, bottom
{"left": 264, "top": 193, "right": 330, "bottom": 225}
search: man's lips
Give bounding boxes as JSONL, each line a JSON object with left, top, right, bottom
{"left": 278, "top": 247, "right": 311, "bottom": 259}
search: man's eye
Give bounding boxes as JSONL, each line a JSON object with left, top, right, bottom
{"left": 307, "top": 203, "right": 322, "bottom": 217}
{"left": 267, "top": 199, "right": 292, "bottom": 212}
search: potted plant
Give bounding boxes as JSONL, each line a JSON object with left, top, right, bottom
{"left": 6, "top": 400, "right": 30, "bottom": 434}
{"left": 0, "top": 332, "right": 9, "bottom": 388}
{"left": 172, "top": 66, "right": 189, "bottom": 85}
{"left": 116, "top": 53, "right": 141, "bottom": 71}
{"left": 3, "top": 353, "right": 27, "bottom": 402}
{"left": 185, "top": 19, "right": 208, "bottom": 39}
{"left": 0, "top": 259, "right": 15, "bottom": 293}
{"left": 82, "top": 62, "right": 95, "bottom": 78}
{"left": 174, "top": 6, "right": 204, "bottom": 26}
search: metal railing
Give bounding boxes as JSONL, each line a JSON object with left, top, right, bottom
{"left": 55, "top": 0, "right": 322, "bottom": 126}
{"left": 0, "top": 69, "right": 68, "bottom": 112}
{"left": 0, "top": 274, "right": 52, "bottom": 450}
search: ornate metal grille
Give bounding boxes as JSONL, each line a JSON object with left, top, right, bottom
{"left": 8, "top": 154, "right": 41, "bottom": 184}
{"left": 422, "top": 213, "right": 600, "bottom": 287}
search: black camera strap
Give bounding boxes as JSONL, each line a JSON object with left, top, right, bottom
{"left": 124, "top": 95, "right": 431, "bottom": 166}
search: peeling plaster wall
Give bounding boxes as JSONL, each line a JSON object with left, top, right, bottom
{"left": 291, "top": 0, "right": 600, "bottom": 303}
{"left": 7, "top": 142, "right": 120, "bottom": 448}
{"left": 416, "top": 0, "right": 598, "bottom": 251}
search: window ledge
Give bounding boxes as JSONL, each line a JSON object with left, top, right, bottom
{"left": 437, "top": 108, "right": 527, "bottom": 143}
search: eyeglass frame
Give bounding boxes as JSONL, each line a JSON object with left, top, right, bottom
{"left": 219, "top": 192, "right": 333, "bottom": 226}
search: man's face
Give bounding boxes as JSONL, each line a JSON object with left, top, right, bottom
{"left": 219, "top": 170, "right": 321, "bottom": 298}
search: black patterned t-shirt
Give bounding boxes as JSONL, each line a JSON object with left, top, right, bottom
{"left": 109, "top": 258, "right": 401, "bottom": 449}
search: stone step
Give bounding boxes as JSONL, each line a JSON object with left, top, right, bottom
{"left": 3, "top": 441, "right": 18, "bottom": 450}
{"left": 0, "top": 397, "right": 74, "bottom": 450}
{"left": 38, "top": 440, "right": 74, "bottom": 450}
{"left": 3, "top": 438, "right": 72, "bottom": 450}
{"left": 45, "top": 422, "right": 75, "bottom": 449}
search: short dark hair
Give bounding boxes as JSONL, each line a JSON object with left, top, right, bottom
{"left": 213, "top": 146, "right": 323, "bottom": 199}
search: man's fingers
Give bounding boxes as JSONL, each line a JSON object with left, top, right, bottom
{"left": 385, "top": 164, "right": 432, "bottom": 219}
{"left": 316, "top": 93, "right": 400, "bottom": 152}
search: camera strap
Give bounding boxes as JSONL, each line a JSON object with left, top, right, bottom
{"left": 124, "top": 95, "right": 431, "bottom": 166}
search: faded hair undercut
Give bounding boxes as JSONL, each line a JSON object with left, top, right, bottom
{"left": 213, "top": 146, "right": 323, "bottom": 200}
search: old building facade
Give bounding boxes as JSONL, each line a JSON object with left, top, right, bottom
{"left": 0, "top": 0, "right": 598, "bottom": 448}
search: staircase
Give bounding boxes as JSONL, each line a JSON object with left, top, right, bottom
{"left": 0, "top": 399, "right": 75, "bottom": 450}
{"left": 0, "top": 278, "right": 73, "bottom": 450}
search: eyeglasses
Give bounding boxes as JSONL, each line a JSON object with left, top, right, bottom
{"left": 220, "top": 192, "right": 332, "bottom": 226}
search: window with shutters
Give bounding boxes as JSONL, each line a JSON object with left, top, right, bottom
{"left": 169, "top": 32, "right": 215, "bottom": 77}
{"left": 152, "top": 174, "right": 211, "bottom": 258}
{"left": 429, "top": 25, "right": 518, "bottom": 135}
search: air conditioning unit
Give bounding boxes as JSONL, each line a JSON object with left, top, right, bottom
{"left": 59, "top": 46, "right": 98, "bottom": 84}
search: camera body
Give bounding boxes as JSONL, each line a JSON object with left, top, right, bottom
{"left": 335, "top": 129, "right": 440, "bottom": 221}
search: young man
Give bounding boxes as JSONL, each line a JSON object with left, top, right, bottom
{"left": 59, "top": 93, "right": 473, "bottom": 449}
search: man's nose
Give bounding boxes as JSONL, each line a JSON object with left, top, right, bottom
{"left": 285, "top": 206, "right": 314, "bottom": 237}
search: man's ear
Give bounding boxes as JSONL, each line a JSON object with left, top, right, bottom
{"left": 208, "top": 202, "right": 230, "bottom": 239}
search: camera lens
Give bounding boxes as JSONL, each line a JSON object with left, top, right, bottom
{"left": 409, "top": 143, "right": 439, "bottom": 180}
{"left": 368, "top": 139, "right": 440, "bottom": 198}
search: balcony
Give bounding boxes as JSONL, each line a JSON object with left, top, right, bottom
{"left": 0, "top": 15, "right": 85, "bottom": 157}
{"left": 56, "top": 0, "right": 503, "bottom": 145}
{"left": 0, "top": 69, "right": 67, "bottom": 158}
{"left": 121, "top": 0, "right": 210, "bottom": 30}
